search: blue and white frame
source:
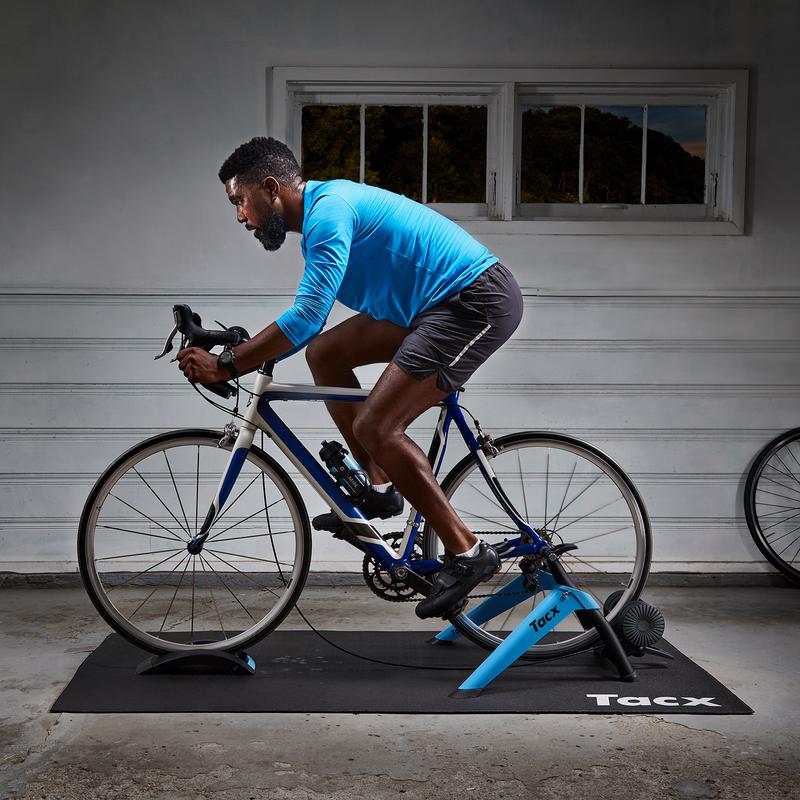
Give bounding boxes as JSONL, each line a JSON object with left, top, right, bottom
{"left": 193, "top": 368, "right": 550, "bottom": 579}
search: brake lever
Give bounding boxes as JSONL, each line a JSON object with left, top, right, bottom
{"left": 154, "top": 322, "right": 180, "bottom": 361}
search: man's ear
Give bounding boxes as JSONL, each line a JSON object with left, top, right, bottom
{"left": 262, "top": 176, "right": 281, "bottom": 200}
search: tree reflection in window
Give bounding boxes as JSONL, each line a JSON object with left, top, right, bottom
{"left": 301, "top": 103, "right": 488, "bottom": 205}
{"left": 520, "top": 105, "right": 706, "bottom": 205}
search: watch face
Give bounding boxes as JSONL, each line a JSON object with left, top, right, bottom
{"left": 219, "top": 349, "right": 236, "bottom": 376}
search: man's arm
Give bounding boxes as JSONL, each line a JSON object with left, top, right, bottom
{"left": 177, "top": 322, "right": 293, "bottom": 384}
{"left": 178, "top": 193, "right": 355, "bottom": 384}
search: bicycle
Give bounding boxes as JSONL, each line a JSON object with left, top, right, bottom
{"left": 744, "top": 427, "right": 800, "bottom": 583}
{"left": 78, "top": 304, "right": 652, "bottom": 663}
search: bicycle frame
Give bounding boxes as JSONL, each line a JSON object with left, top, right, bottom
{"left": 192, "top": 368, "right": 549, "bottom": 578}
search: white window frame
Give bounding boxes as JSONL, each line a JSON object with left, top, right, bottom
{"left": 267, "top": 67, "right": 748, "bottom": 235}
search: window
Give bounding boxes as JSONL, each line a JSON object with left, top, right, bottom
{"left": 289, "top": 85, "right": 498, "bottom": 219}
{"left": 300, "top": 103, "right": 488, "bottom": 211}
{"left": 269, "top": 68, "right": 748, "bottom": 234}
{"left": 518, "top": 101, "right": 710, "bottom": 217}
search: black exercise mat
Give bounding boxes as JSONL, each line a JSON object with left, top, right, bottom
{"left": 51, "top": 630, "right": 752, "bottom": 714}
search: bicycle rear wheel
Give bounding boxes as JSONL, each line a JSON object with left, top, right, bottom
{"left": 422, "top": 431, "right": 651, "bottom": 659}
{"left": 78, "top": 429, "right": 311, "bottom": 654}
{"left": 744, "top": 427, "right": 800, "bottom": 583}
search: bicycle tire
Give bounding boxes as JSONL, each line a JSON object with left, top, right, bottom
{"left": 744, "top": 427, "right": 800, "bottom": 583}
{"left": 422, "top": 431, "right": 652, "bottom": 659}
{"left": 78, "top": 429, "right": 312, "bottom": 654}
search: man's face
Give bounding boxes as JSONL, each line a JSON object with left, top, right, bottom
{"left": 225, "top": 176, "right": 287, "bottom": 251}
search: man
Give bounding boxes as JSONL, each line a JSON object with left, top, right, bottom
{"left": 177, "top": 136, "right": 523, "bottom": 619}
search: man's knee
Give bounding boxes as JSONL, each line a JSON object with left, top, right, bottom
{"left": 305, "top": 333, "right": 338, "bottom": 375}
{"left": 352, "top": 408, "right": 391, "bottom": 455}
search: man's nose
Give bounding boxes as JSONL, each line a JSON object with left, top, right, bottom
{"left": 236, "top": 209, "right": 247, "bottom": 224}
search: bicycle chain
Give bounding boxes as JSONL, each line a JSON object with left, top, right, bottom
{"left": 363, "top": 530, "right": 554, "bottom": 603}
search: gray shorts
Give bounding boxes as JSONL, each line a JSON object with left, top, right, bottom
{"left": 394, "top": 262, "right": 523, "bottom": 393}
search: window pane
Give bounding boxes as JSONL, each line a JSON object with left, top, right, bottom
{"left": 584, "top": 106, "right": 643, "bottom": 204}
{"left": 365, "top": 106, "right": 423, "bottom": 201}
{"left": 520, "top": 106, "right": 580, "bottom": 203}
{"left": 301, "top": 105, "right": 360, "bottom": 182}
{"left": 646, "top": 106, "right": 706, "bottom": 203}
{"left": 427, "top": 105, "right": 487, "bottom": 203}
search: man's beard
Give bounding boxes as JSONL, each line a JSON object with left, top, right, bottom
{"left": 254, "top": 213, "right": 287, "bottom": 251}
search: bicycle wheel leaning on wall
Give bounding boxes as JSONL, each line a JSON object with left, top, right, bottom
{"left": 744, "top": 427, "right": 800, "bottom": 584}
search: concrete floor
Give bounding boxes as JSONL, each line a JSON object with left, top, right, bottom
{"left": 0, "top": 584, "right": 798, "bottom": 800}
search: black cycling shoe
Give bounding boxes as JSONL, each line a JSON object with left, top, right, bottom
{"left": 415, "top": 542, "right": 500, "bottom": 620}
{"left": 312, "top": 486, "right": 404, "bottom": 532}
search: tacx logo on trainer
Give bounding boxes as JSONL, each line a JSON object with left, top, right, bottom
{"left": 586, "top": 694, "right": 721, "bottom": 708}
{"left": 529, "top": 604, "right": 560, "bottom": 632}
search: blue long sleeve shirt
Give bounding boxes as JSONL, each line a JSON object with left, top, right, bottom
{"left": 274, "top": 180, "right": 498, "bottom": 347}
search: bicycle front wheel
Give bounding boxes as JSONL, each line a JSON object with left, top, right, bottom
{"left": 78, "top": 429, "right": 312, "bottom": 654}
{"left": 744, "top": 427, "right": 800, "bottom": 583}
{"left": 423, "top": 431, "right": 651, "bottom": 659}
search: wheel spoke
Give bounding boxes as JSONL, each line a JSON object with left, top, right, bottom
{"left": 460, "top": 479, "right": 513, "bottom": 516}
{"left": 191, "top": 555, "right": 196, "bottom": 641}
{"left": 203, "top": 546, "right": 297, "bottom": 569}
{"left": 772, "top": 452, "right": 800, "bottom": 491}
{"left": 759, "top": 473, "right": 800, "bottom": 499}
{"left": 199, "top": 554, "right": 228, "bottom": 639}
{"left": 755, "top": 503, "right": 799, "bottom": 516}
{"left": 201, "top": 549, "right": 281, "bottom": 600}
{"left": 546, "top": 461, "right": 577, "bottom": 530}
{"left": 97, "top": 545, "right": 185, "bottom": 562}
{"left": 105, "top": 548, "right": 186, "bottom": 592}
{"left": 547, "top": 471, "right": 604, "bottom": 531}
{"left": 97, "top": 524, "right": 183, "bottom": 543}
{"left": 452, "top": 505, "right": 517, "bottom": 531}
{"left": 129, "top": 583, "right": 165, "bottom": 620}
{"left": 132, "top": 466, "right": 190, "bottom": 537}
{"left": 754, "top": 487, "right": 800, "bottom": 505}
{"left": 205, "top": 498, "right": 286, "bottom": 542}
{"left": 543, "top": 452, "right": 549, "bottom": 528}
{"left": 163, "top": 450, "right": 191, "bottom": 535}
{"left": 198, "top": 553, "right": 257, "bottom": 622}
{"left": 551, "top": 495, "right": 623, "bottom": 536}
{"left": 774, "top": 526, "right": 800, "bottom": 556}
{"left": 109, "top": 493, "right": 185, "bottom": 543}
{"left": 569, "top": 524, "right": 631, "bottom": 545}
{"left": 159, "top": 554, "right": 192, "bottom": 634}
{"left": 760, "top": 507, "right": 800, "bottom": 533}
{"left": 212, "top": 472, "right": 263, "bottom": 525}
{"left": 514, "top": 450, "right": 530, "bottom": 524}
{"left": 210, "top": 529, "right": 295, "bottom": 544}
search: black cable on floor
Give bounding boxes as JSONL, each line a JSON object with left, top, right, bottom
{"left": 291, "top": 599, "right": 600, "bottom": 672}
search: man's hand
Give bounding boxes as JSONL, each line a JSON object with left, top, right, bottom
{"left": 177, "top": 347, "right": 225, "bottom": 384}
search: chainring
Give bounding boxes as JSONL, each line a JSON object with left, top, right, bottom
{"left": 362, "top": 532, "right": 424, "bottom": 602}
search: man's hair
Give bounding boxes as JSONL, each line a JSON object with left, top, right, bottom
{"left": 218, "top": 137, "right": 302, "bottom": 186}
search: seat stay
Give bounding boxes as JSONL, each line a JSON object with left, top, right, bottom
{"left": 448, "top": 404, "right": 549, "bottom": 551}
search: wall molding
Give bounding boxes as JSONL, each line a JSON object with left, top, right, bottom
{"left": 0, "top": 472, "right": 757, "bottom": 488}
{"left": 2, "top": 382, "right": 798, "bottom": 397}
{"left": 1, "top": 287, "right": 800, "bottom": 307}
{"left": 0, "top": 426, "right": 787, "bottom": 441}
{"left": 6, "top": 337, "right": 800, "bottom": 354}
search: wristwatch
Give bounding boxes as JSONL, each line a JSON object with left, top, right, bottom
{"left": 217, "top": 347, "right": 239, "bottom": 379}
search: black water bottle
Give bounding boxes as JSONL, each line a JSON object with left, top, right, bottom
{"left": 319, "top": 440, "right": 370, "bottom": 500}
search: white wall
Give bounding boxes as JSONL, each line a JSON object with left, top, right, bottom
{"left": 1, "top": 0, "right": 798, "bottom": 574}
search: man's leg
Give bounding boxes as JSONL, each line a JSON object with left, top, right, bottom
{"left": 305, "top": 314, "right": 410, "bottom": 485}
{"left": 351, "top": 362, "right": 477, "bottom": 556}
